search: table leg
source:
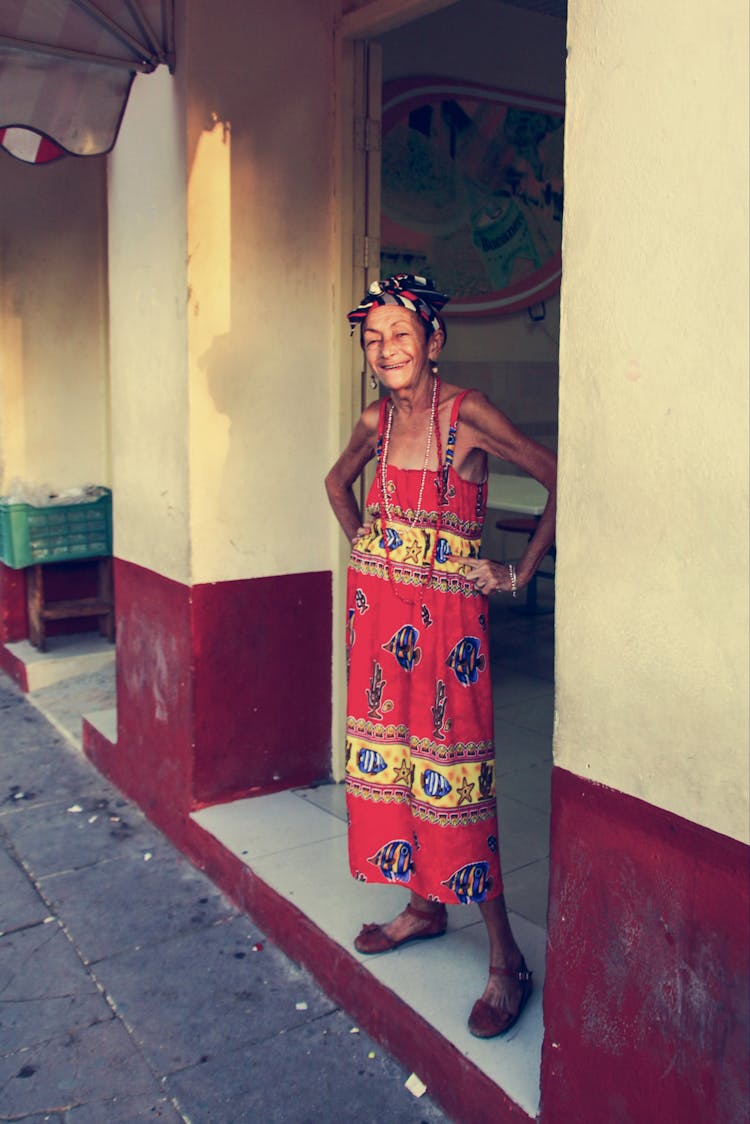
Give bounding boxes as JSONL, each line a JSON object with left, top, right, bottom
{"left": 97, "top": 557, "right": 115, "bottom": 641}
{"left": 26, "top": 565, "right": 46, "bottom": 651}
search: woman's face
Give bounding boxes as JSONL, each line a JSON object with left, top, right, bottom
{"left": 362, "top": 305, "right": 442, "bottom": 393}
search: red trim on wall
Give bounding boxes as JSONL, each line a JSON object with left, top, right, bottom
{"left": 84, "top": 559, "right": 333, "bottom": 841}
{"left": 83, "top": 558, "right": 195, "bottom": 839}
{"left": 191, "top": 571, "right": 332, "bottom": 804}
{"left": 0, "top": 561, "right": 27, "bottom": 644}
{"left": 0, "top": 640, "right": 28, "bottom": 690}
{"left": 540, "top": 768, "right": 750, "bottom": 1123}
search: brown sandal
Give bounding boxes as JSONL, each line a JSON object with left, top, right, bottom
{"left": 354, "top": 902, "right": 448, "bottom": 955}
{"left": 468, "top": 959, "right": 533, "bottom": 1038}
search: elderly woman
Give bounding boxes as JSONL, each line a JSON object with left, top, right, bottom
{"left": 325, "top": 274, "right": 556, "bottom": 1038}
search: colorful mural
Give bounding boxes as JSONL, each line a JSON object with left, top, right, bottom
{"left": 381, "top": 77, "right": 564, "bottom": 317}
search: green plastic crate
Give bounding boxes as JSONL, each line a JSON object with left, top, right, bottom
{"left": 0, "top": 489, "right": 112, "bottom": 569}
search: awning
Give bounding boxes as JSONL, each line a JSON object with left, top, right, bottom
{"left": 0, "top": 0, "right": 174, "bottom": 164}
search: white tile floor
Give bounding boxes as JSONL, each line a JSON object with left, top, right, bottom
{"left": 16, "top": 585, "right": 555, "bottom": 1118}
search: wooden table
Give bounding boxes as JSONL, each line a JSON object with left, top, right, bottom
{"left": 486, "top": 473, "right": 549, "bottom": 515}
{"left": 26, "top": 556, "right": 114, "bottom": 652}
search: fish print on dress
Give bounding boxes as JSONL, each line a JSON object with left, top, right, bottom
{"left": 422, "top": 768, "right": 452, "bottom": 800}
{"left": 358, "top": 748, "right": 388, "bottom": 775}
{"left": 446, "top": 636, "right": 486, "bottom": 686}
{"left": 379, "top": 527, "right": 403, "bottom": 550}
{"left": 435, "top": 537, "right": 452, "bottom": 564}
{"left": 355, "top": 588, "right": 369, "bottom": 614}
{"left": 382, "top": 624, "right": 422, "bottom": 671}
{"left": 442, "top": 860, "right": 492, "bottom": 904}
{"left": 369, "top": 839, "right": 414, "bottom": 883}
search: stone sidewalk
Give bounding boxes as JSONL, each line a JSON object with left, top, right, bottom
{"left": 0, "top": 674, "right": 447, "bottom": 1123}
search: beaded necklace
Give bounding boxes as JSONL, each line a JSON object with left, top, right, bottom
{"left": 378, "top": 375, "right": 444, "bottom": 604}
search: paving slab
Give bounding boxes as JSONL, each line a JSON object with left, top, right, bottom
{"left": 0, "top": 845, "right": 50, "bottom": 934}
{"left": 38, "top": 851, "right": 236, "bottom": 965}
{"left": 0, "top": 791, "right": 164, "bottom": 880}
{"left": 0, "top": 715, "right": 104, "bottom": 809}
{"left": 164, "top": 1008, "right": 448, "bottom": 1124}
{"left": 65, "top": 1091, "right": 185, "bottom": 1123}
{"left": 95, "top": 915, "right": 337, "bottom": 1073}
{"left": 0, "top": 921, "right": 105, "bottom": 1053}
{"left": 0, "top": 1016, "right": 164, "bottom": 1119}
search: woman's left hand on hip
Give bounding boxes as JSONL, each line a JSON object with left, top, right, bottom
{"left": 463, "top": 557, "right": 519, "bottom": 595}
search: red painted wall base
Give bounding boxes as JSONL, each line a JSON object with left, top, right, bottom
{"left": 0, "top": 561, "right": 26, "bottom": 644}
{"left": 0, "top": 641, "right": 28, "bottom": 690}
{"left": 84, "top": 559, "right": 332, "bottom": 842}
{"left": 540, "top": 768, "right": 750, "bottom": 1124}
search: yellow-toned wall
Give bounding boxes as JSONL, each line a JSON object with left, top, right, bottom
{"left": 108, "top": 64, "right": 190, "bottom": 582}
{"left": 184, "top": 0, "right": 337, "bottom": 584}
{"left": 0, "top": 156, "right": 109, "bottom": 494}
{"left": 108, "top": 0, "right": 337, "bottom": 585}
{"left": 556, "top": 0, "right": 750, "bottom": 841}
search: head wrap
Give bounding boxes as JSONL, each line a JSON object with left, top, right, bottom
{"left": 347, "top": 274, "right": 449, "bottom": 342}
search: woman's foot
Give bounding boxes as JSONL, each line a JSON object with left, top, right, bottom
{"left": 354, "top": 900, "right": 447, "bottom": 954}
{"left": 467, "top": 957, "right": 533, "bottom": 1038}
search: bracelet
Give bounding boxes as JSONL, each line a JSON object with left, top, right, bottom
{"left": 508, "top": 562, "right": 517, "bottom": 598}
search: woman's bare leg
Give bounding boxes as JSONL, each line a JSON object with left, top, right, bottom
{"left": 476, "top": 893, "right": 526, "bottom": 1014}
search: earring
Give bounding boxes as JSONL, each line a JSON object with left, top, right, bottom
{"left": 431, "top": 361, "right": 439, "bottom": 377}
{"left": 369, "top": 371, "right": 378, "bottom": 390}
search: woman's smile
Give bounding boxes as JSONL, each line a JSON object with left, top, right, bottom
{"left": 362, "top": 305, "right": 440, "bottom": 393}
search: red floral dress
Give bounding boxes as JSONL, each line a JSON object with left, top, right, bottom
{"left": 344, "top": 388, "right": 502, "bottom": 905}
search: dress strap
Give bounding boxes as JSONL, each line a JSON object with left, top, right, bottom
{"left": 449, "top": 388, "right": 472, "bottom": 432}
{"left": 445, "top": 389, "right": 472, "bottom": 469}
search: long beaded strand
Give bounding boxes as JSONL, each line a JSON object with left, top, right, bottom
{"left": 380, "top": 375, "right": 437, "bottom": 529}
{"left": 379, "top": 376, "right": 444, "bottom": 603}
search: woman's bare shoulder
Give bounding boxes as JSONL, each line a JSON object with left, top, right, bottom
{"left": 457, "top": 388, "right": 512, "bottom": 427}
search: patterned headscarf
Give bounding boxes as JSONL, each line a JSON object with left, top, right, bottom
{"left": 347, "top": 274, "right": 449, "bottom": 342}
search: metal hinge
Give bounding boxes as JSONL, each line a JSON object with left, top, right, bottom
{"left": 355, "top": 235, "right": 370, "bottom": 270}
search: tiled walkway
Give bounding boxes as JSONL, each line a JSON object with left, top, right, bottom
{"left": 11, "top": 583, "right": 555, "bottom": 1118}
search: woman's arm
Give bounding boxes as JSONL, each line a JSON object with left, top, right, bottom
{"left": 324, "top": 404, "right": 379, "bottom": 545}
{"left": 460, "top": 391, "right": 557, "bottom": 594}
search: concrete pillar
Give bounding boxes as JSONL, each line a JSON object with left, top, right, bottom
{"left": 100, "top": 1, "right": 337, "bottom": 841}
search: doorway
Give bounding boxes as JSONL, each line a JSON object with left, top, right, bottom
{"left": 340, "top": 0, "right": 565, "bottom": 930}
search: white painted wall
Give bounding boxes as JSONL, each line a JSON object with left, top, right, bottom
{"left": 0, "top": 155, "right": 108, "bottom": 495}
{"left": 555, "top": 0, "right": 750, "bottom": 841}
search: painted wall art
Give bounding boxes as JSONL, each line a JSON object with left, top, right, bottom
{"left": 381, "top": 76, "right": 564, "bottom": 317}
